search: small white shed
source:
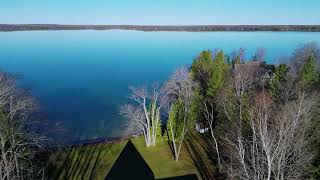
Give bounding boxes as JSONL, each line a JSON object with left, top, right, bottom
{"left": 195, "top": 122, "right": 209, "bottom": 133}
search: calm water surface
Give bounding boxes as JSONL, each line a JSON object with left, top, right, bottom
{"left": 0, "top": 30, "right": 319, "bottom": 141}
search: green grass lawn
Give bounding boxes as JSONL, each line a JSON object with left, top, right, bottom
{"left": 48, "top": 136, "right": 201, "bottom": 180}
{"left": 131, "top": 137, "right": 198, "bottom": 179}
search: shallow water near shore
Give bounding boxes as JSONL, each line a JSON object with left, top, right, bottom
{"left": 0, "top": 30, "right": 319, "bottom": 142}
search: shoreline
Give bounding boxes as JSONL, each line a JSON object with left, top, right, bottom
{"left": 65, "top": 133, "right": 142, "bottom": 147}
{"left": 1, "top": 24, "right": 320, "bottom": 32}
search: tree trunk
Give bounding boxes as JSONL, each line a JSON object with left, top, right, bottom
{"left": 151, "top": 101, "right": 156, "bottom": 146}
{"left": 154, "top": 109, "right": 160, "bottom": 145}
{"left": 143, "top": 99, "right": 151, "bottom": 147}
{"left": 176, "top": 113, "right": 187, "bottom": 161}
{"left": 176, "top": 132, "right": 185, "bottom": 161}
{"left": 169, "top": 118, "right": 178, "bottom": 160}
{"left": 142, "top": 128, "right": 148, "bottom": 147}
{"left": 210, "top": 129, "right": 221, "bottom": 167}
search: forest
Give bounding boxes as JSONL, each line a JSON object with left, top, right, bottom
{"left": 121, "top": 42, "right": 320, "bottom": 179}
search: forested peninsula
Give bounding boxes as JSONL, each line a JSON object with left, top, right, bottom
{"left": 1, "top": 24, "right": 320, "bottom": 32}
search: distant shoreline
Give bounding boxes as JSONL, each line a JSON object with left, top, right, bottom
{"left": 1, "top": 24, "right": 320, "bottom": 32}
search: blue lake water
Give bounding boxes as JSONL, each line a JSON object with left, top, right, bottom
{"left": 0, "top": 30, "right": 319, "bottom": 141}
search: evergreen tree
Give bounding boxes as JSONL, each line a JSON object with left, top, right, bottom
{"left": 166, "top": 99, "right": 184, "bottom": 141}
{"left": 190, "top": 50, "right": 214, "bottom": 94}
{"left": 156, "top": 115, "right": 162, "bottom": 140}
{"left": 269, "top": 64, "right": 291, "bottom": 103}
{"left": 301, "top": 54, "right": 319, "bottom": 87}
{"left": 206, "top": 51, "right": 228, "bottom": 97}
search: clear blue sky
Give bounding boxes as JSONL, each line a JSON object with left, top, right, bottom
{"left": 1, "top": 0, "right": 320, "bottom": 25}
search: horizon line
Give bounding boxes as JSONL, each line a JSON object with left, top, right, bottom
{"left": 1, "top": 24, "right": 320, "bottom": 26}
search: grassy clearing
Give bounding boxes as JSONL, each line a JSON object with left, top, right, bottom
{"left": 48, "top": 136, "right": 200, "bottom": 180}
{"left": 131, "top": 137, "right": 198, "bottom": 179}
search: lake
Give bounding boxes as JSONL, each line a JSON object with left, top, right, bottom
{"left": 0, "top": 30, "right": 319, "bottom": 142}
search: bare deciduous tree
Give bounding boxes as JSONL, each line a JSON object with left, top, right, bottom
{"left": 231, "top": 48, "right": 246, "bottom": 64}
{"left": 203, "top": 100, "right": 221, "bottom": 167}
{"left": 223, "top": 90, "right": 318, "bottom": 180}
{"left": 0, "top": 72, "right": 46, "bottom": 180}
{"left": 253, "top": 48, "right": 267, "bottom": 61}
{"left": 214, "top": 66, "right": 267, "bottom": 179}
{"left": 290, "top": 42, "right": 320, "bottom": 74}
{"left": 121, "top": 84, "right": 165, "bottom": 147}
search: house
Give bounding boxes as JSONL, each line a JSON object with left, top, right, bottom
{"left": 195, "top": 122, "right": 209, "bottom": 133}
{"left": 232, "top": 60, "right": 274, "bottom": 82}
{"left": 233, "top": 60, "right": 272, "bottom": 75}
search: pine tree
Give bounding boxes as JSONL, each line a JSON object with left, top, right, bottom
{"left": 166, "top": 99, "right": 184, "bottom": 141}
{"left": 269, "top": 64, "right": 291, "bottom": 103}
{"left": 206, "top": 51, "right": 228, "bottom": 97}
{"left": 302, "top": 54, "right": 318, "bottom": 87}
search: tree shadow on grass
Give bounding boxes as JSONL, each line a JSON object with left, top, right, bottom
{"left": 192, "top": 133, "right": 217, "bottom": 165}
{"left": 185, "top": 132, "right": 219, "bottom": 180}
{"left": 88, "top": 143, "right": 105, "bottom": 180}
{"left": 65, "top": 147, "right": 86, "bottom": 179}
{"left": 77, "top": 143, "right": 100, "bottom": 179}
{"left": 65, "top": 144, "right": 98, "bottom": 180}
{"left": 50, "top": 146, "right": 74, "bottom": 180}
{"left": 50, "top": 143, "right": 108, "bottom": 180}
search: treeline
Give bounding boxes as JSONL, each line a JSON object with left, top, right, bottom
{"left": 122, "top": 42, "right": 320, "bottom": 179}
{"left": 191, "top": 44, "right": 320, "bottom": 179}
{"left": 1, "top": 24, "right": 320, "bottom": 32}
